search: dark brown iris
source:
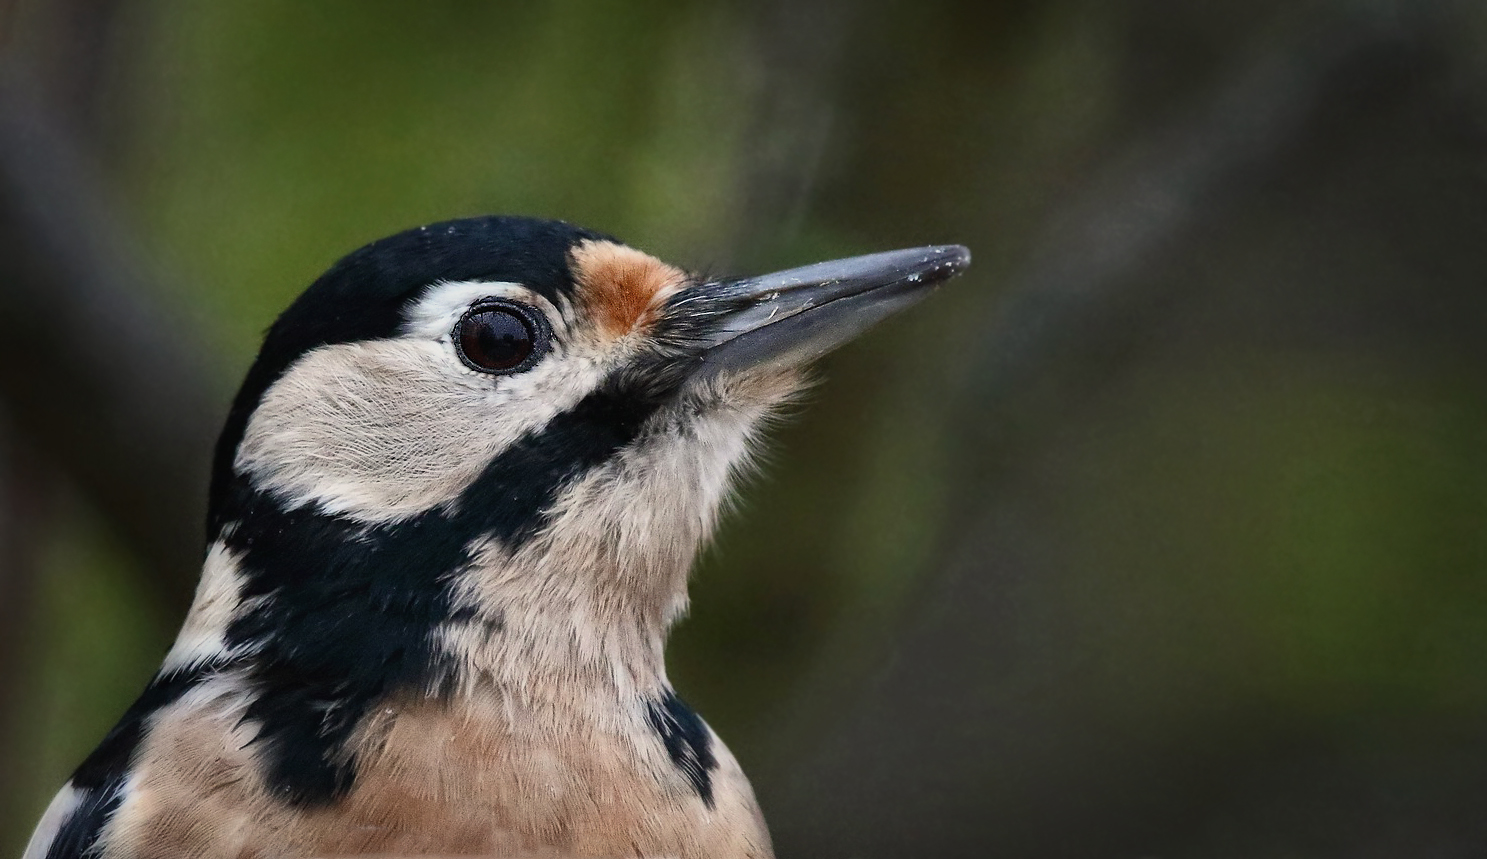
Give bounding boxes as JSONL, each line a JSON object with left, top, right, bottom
{"left": 455, "top": 304, "right": 540, "bottom": 373}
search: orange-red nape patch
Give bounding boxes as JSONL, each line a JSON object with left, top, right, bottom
{"left": 570, "top": 239, "right": 688, "bottom": 337}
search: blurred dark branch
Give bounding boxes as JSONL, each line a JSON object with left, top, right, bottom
{"left": 726, "top": 0, "right": 855, "bottom": 266}
{"left": 0, "top": 76, "right": 224, "bottom": 616}
{"left": 954, "top": 10, "right": 1422, "bottom": 439}
{"left": 0, "top": 0, "right": 124, "bottom": 136}
{"left": 770, "top": 6, "right": 1453, "bottom": 857}
{"left": 0, "top": 418, "right": 50, "bottom": 773}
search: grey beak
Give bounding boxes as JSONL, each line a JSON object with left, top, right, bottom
{"left": 673, "top": 245, "right": 971, "bottom": 377}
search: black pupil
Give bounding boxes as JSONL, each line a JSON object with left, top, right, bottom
{"left": 460, "top": 308, "right": 535, "bottom": 371}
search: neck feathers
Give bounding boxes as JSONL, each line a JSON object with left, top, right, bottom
{"left": 159, "top": 366, "right": 795, "bottom": 805}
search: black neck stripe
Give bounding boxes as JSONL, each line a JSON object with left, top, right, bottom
{"left": 216, "top": 368, "right": 673, "bottom": 804}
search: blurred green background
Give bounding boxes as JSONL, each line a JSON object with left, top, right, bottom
{"left": 4, "top": 1, "right": 1487, "bottom": 856}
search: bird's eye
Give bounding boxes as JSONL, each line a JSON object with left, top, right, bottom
{"left": 454, "top": 301, "right": 548, "bottom": 374}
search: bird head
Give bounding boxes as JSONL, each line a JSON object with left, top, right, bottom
{"left": 170, "top": 216, "right": 965, "bottom": 800}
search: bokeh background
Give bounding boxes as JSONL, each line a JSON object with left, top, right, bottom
{"left": 4, "top": 1, "right": 1487, "bottom": 856}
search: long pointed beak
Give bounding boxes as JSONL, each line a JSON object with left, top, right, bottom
{"left": 667, "top": 245, "right": 970, "bottom": 377}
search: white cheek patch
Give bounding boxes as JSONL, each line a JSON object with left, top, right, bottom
{"left": 236, "top": 337, "right": 607, "bottom": 523}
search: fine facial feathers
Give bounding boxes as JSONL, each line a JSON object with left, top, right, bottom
{"left": 26, "top": 216, "right": 969, "bottom": 859}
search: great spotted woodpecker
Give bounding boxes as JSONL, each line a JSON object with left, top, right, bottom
{"left": 25, "top": 216, "right": 968, "bottom": 859}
